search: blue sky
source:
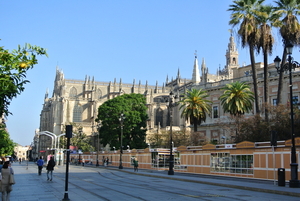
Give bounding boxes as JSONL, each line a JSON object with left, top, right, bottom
{"left": 2, "top": 0, "right": 288, "bottom": 146}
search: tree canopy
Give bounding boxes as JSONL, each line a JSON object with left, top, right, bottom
{"left": 220, "top": 81, "right": 255, "bottom": 116}
{"left": 0, "top": 43, "right": 47, "bottom": 116}
{"left": 96, "top": 93, "right": 148, "bottom": 150}
{"left": 0, "top": 123, "right": 15, "bottom": 157}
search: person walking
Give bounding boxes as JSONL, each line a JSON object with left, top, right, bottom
{"left": 37, "top": 156, "right": 44, "bottom": 175}
{"left": 46, "top": 157, "right": 56, "bottom": 181}
{"left": 1, "top": 161, "right": 14, "bottom": 201}
{"left": 133, "top": 158, "right": 139, "bottom": 172}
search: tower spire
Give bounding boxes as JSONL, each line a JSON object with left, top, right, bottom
{"left": 192, "top": 50, "right": 200, "bottom": 84}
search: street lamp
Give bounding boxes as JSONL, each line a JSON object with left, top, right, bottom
{"left": 166, "top": 91, "right": 178, "bottom": 175}
{"left": 274, "top": 42, "right": 300, "bottom": 188}
{"left": 119, "top": 113, "right": 125, "bottom": 169}
{"left": 96, "top": 121, "right": 102, "bottom": 167}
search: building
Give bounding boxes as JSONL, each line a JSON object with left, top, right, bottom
{"left": 36, "top": 33, "right": 300, "bottom": 153}
{"left": 14, "top": 144, "right": 29, "bottom": 161}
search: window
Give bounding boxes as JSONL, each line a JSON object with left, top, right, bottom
{"left": 155, "top": 108, "right": 163, "bottom": 126}
{"left": 210, "top": 153, "right": 253, "bottom": 174}
{"left": 97, "top": 89, "right": 102, "bottom": 100}
{"left": 213, "top": 106, "right": 218, "bottom": 118}
{"left": 230, "top": 155, "right": 253, "bottom": 174}
{"left": 73, "top": 103, "right": 82, "bottom": 122}
{"left": 292, "top": 96, "right": 298, "bottom": 105}
{"left": 70, "top": 87, "right": 77, "bottom": 98}
{"left": 272, "top": 99, "right": 277, "bottom": 106}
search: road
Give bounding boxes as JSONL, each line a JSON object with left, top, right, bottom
{"left": 11, "top": 162, "right": 299, "bottom": 201}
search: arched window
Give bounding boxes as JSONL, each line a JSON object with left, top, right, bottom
{"left": 70, "top": 87, "right": 77, "bottom": 98}
{"left": 73, "top": 102, "right": 82, "bottom": 122}
{"left": 232, "top": 57, "right": 236, "bottom": 64}
{"left": 155, "top": 108, "right": 163, "bottom": 126}
{"left": 97, "top": 89, "right": 102, "bottom": 100}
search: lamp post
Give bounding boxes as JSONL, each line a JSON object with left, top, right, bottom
{"left": 166, "top": 91, "right": 178, "bottom": 175}
{"left": 274, "top": 42, "right": 300, "bottom": 188}
{"left": 96, "top": 121, "right": 102, "bottom": 167}
{"left": 119, "top": 113, "right": 125, "bottom": 169}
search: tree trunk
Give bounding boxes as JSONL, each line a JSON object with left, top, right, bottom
{"left": 249, "top": 45, "right": 260, "bottom": 114}
{"left": 263, "top": 50, "right": 269, "bottom": 122}
{"left": 276, "top": 48, "right": 287, "bottom": 105}
{"left": 193, "top": 117, "right": 198, "bottom": 132}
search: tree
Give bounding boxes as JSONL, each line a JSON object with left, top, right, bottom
{"left": 179, "top": 88, "right": 212, "bottom": 132}
{"left": 59, "top": 124, "right": 93, "bottom": 152}
{"left": 219, "top": 81, "right": 254, "bottom": 141}
{"left": 228, "top": 0, "right": 263, "bottom": 114}
{"left": 273, "top": 0, "right": 300, "bottom": 104}
{"left": 96, "top": 93, "right": 148, "bottom": 150}
{"left": 0, "top": 43, "right": 47, "bottom": 116}
{"left": 256, "top": 4, "right": 276, "bottom": 121}
{"left": 235, "top": 104, "right": 300, "bottom": 142}
{"left": 0, "top": 123, "right": 15, "bottom": 157}
{"left": 219, "top": 81, "right": 255, "bottom": 116}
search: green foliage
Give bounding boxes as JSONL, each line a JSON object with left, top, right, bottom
{"left": 220, "top": 81, "right": 255, "bottom": 116}
{"left": 96, "top": 93, "right": 148, "bottom": 150}
{"left": 148, "top": 129, "right": 190, "bottom": 148}
{"left": 179, "top": 88, "right": 212, "bottom": 132}
{"left": 59, "top": 124, "right": 94, "bottom": 152}
{"left": 273, "top": 0, "right": 300, "bottom": 44}
{"left": 231, "top": 104, "right": 300, "bottom": 143}
{"left": 0, "top": 123, "right": 15, "bottom": 157}
{"left": 0, "top": 43, "right": 48, "bottom": 116}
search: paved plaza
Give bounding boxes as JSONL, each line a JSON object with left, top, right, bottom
{"left": 7, "top": 161, "right": 300, "bottom": 201}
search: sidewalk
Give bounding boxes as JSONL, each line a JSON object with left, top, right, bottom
{"left": 8, "top": 162, "right": 300, "bottom": 200}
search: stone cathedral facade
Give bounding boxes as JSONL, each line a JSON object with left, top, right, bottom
{"left": 37, "top": 34, "right": 300, "bottom": 152}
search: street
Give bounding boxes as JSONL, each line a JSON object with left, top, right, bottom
{"left": 11, "top": 162, "right": 299, "bottom": 201}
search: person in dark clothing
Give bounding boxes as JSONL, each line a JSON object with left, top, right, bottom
{"left": 46, "top": 156, "right": 56, "bottom": 181}
{"left": 37, "top": 156, "right": 44, "bottom": 175}
{"left": 133, "top": 158, "right": 139, "bottom": 172}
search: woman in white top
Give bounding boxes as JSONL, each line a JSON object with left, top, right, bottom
{"left": 1, "top": 161, "right": 14, "bottom": 201}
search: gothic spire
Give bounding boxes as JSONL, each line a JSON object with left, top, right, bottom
{"left": 192, "top": 50, "right": 200, "bottom": 84}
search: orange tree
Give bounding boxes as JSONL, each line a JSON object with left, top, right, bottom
{"left": 0, "top": 43, "right": 47, "bottom": 116}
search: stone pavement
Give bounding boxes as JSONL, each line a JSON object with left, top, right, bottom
{"left": 7, "top": 161, "right": 300, "bottom": 200}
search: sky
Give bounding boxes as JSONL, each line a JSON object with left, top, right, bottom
{"left": 1, "top": 0, "right": 289, "bottom": 146}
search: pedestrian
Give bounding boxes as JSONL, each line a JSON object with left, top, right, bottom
{"left": 0, "top": 159, "right": 4, "bottom": 172}
{"left": 1, "top": 161, "right": 14, "bottom": 201}
{"left": 133, "top": 158, "right": 139, "bottom": 172}
{"left": 102, "top": 156, "right": 105, "bottom": 166}
{"left": 46, "top": 156, "right": 56, "bottom": 181}
{"left": 18, "top": 158, "right": 21, "bottom": 164}
{"left": 82, "top": 158, "right": 85, "bottom": 166}
{"left": 37, "top": 156, "right": 44, "bottom": 175}
{"left": 106, "top": 157, "right": 109, "bottom": 166}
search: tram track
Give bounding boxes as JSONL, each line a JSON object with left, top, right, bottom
{"left": 54, "top": 169, "right": 148, "bottom": 201}
{"left": 97, "top": 169, "right": 250, "bottom": 201}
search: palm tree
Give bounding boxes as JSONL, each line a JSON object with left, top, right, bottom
{"left": 179, "top": 88, "right": 212, "bottom": 132}
{"left": 228, "top": 0, "right": 264, "bottom": 114}
{"left": 219, "top": 81, "right": 255, "bottom": 116}
{"left": 219, "top": 81, "right": 254, "bottom": 141}
{"left": 256, "top": 4, "right": 276, "bottom": 121}
{"left": 273, "top": 0, "right": 300, "bottom": 104}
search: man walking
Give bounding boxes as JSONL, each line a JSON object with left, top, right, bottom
{"left": 37, "top": 156, "right": 44, "bottom": 175}
{"left": 46, "top": 156, "right": 56, "bottom": 181}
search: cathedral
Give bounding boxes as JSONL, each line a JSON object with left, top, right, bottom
{"left": 36, "top": 33, "right": 300, "bottom": 153}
